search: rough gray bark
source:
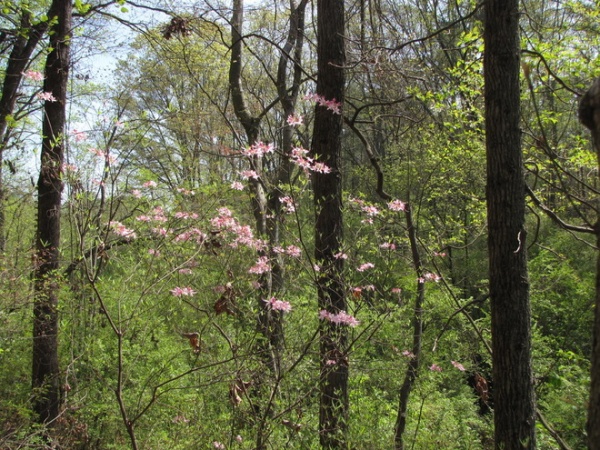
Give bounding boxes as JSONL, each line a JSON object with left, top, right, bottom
{"left": 32, "top": 0, "right": 71, "bottom": 424}
{"left": 578, "top": 78, "right": 600, "bottom": 450}
{"left": 484, "top": 0, "right": 536, "bottom": 447}
{"left": 311, "top": 0, "right": 347, "bottom": 447}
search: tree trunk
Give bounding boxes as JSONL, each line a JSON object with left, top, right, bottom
{"left": 578, "top": 77, "right": 600, "bottom": 450}
{"left": 484, "top": 0, "right": 536, "bottom": 447}
{"left": 0, "top": 11, "right": 48, "bottom": 251}
{"left": 394, "top": 206, "right": 425, "bottom": 450}
{"left": 32, "top": 0, "right": 71, "bottom": 424}
{"left": 311, "top": 0, "right": 347, "bottom": 447}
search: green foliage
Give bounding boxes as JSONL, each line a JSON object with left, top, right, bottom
{"left": 0, "top": 1, "right": 597, "bottom": 448}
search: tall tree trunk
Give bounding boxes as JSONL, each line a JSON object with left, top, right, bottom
{"left": 484, "top": 0, "right": 536, "bottom": 447}
{"left": 32, "top": 0, "right": 71, "bottom": 424}
{"left": 229, "top": 0, "right": 281, "bottom": 374}
{"left": 394, "top": 206, "right": 425, "bottom": 450}
{"left": 578, "top": 77, "right": 600, "bottom": 450}
{"left": 311, "top": 0, "right": 347, "bottom": 447}
{"left": 0, "top": 11, "right": 48, "bottom": 251}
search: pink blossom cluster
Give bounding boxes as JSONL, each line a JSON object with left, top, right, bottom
{"left": 109, "top": 221, "right": 137, "bottom": 240}
{"left": 379, "top": 242, "right": 396, "bottom": 250}
{"left": 210, "top": 208, "right": 264, "bottom": 250}
{"left": 430, "top": 364, "right": 443, "bottom": 372}
{"left": 451, "top": 360, "right": 466, "bottom": 371}
{"left": 174, "top": 228, "right": 207, "bottom": 244}
{"left": 150, "top": 206, "right": 168, "bottom": 223}
{"left": 62, "top": 163, "right": 78, "bottom": 173}
{"left": 249, "top": 256, "right": 271, "bottom": 274}
{"left": 357, "top": 262, "right": 375, "bottom": 272}
{"left": 231, "top": 181, "right": 245, "bottom": 190}
{"left": 241, "top": 141, "right": 274, "bottom": 158}
{"left": 334, "top": 252, "right": 348, "bottom": 260}
{"left": 174, "top": 211, "right": 199, "bottom": 220}
{"left": 418, "top": 272, "right": 441, "bottom": 283}
{"left": 280, "top": 196, "right": 296, "bottom": 213}
{"left": 71, "top": 129, "right": 88, "bottom": 142}
{"left": 91, "top": 151, "right": 116, "bottom": 165}
{"left": 304, "top": 93, "right": 342, "bottom": 115}
{"left": 388, "top": 199, "right": 406, "bottom": 212}
{"left": 239, "top": 169, "right": 259, "bottom": 180}
{"left": 23, "top": 70, "right": 44, "bottom": 81}
{"left": 273, "top": 245, "right": 302, "bottom": 258}
{"left": 143, "top": 180, "right": 157, "bottom": 188}
{"left": 286, "top": 114, "right": 304, "bottom": 126}
{"left": 36, "top": 91, "right": 57, "bottom": 102}
{"left": 290, "top": 146, "right": 331, "bottom": 174}
{"left": 170, "top": 286, "right": 196, "bottom": 297}
{"left": 361, "top": 205, "right": 380, "bottom": 217}
{"left": 264, "top": 296, "right": 292, "bottom": 312}
{"left": 319, "top": 309, "right": 360, "bottom": 327}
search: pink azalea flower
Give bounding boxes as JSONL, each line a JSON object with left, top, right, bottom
{"left": 131, "top": 189, "right": 142, "bottom": 198}
{"left": 242, "top": 141, "right": 274, "bottom": 158}
{"left": 280, "top": 196, "right": 296, "bottom": 213}
{"left": 108, "top": 221, "right": 137, "bottom": 240}
{"left": 305, "top": 93, "right": 342, "bottom": 114}
{"left": 71, "top": 129, "right": 88, "bottom": 142}
{"left": 249, "top": 256, "right": 271, "bottom": 274}
{"left": 311, "top": 161, "right": 331, "bottom": 173}
{"left": 142, "top": 180, "right": 157, "bottom": 188}
{"left": 379, "top": 242, "right": 397, "bottom": 250}
{"left": 422, "top": 272, "right": 441, "bottom": 282}
{"left": 451, "top": 360, "right": 466, "bottom": 371}
{"left": 36, "top": 91, "right": 57, "bottom": 102}
{"left": 148, "top": 249, "right": 160, "bottom": 256}
{"left": 357, "top": 262, "right": 375, "bottom": 272}
{"left": 334, "top": 252, "right": 348, "bottom": 260}
{"left": 402, "top": 350, "right": 415, "bottom": 358}
{"left": 388, "top": 199, "right": 406, "bottom": 212}
{"left": 286, "top": 114, "right": 304, "bottom": 126}
{"left": 391, "top": 287, "right": 402, "bottom": 294}
{"left": 240, "top": 170, "right": 259, "bottom": 180}
{"left": 231, "top": 181, "right": 244, "bottom": 190}
{"left": 264, "top": 296, "right": 292, "bottom": 312}
{"left": 152, "top": 227, "right": 168, "bottom": 236}
{"left": 319, "top": 310, "right": 360, "bottom": 327}
{"left": 429, "top": 364, "right": 443, "bottom": 372}
{"left": 23, "top": 70, "right": 44, "bottom": 81}
{"left": 285, "top": 245, "right": 302, "bottom": 257}
{"left": 361, "top": 205, "right": 380, "bottom": 216}
{"left": 170, "top": 286, "right": 196, "bottom": 297}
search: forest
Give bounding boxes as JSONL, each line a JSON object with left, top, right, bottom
{"left": 0, "top": 0, "right": 599, "bottom": 448}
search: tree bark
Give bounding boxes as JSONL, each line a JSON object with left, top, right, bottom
{"left": 0, "top": 11, "right": 48, "bottom": 251}
{"left": 578, "top": 77, "right": 600, "bottom": 450}
{"left": 394, "top": 206, "right": 425, "bottom": 450}
{"left": 484, "top": 0, "right": 536, "bottom": 447}
{"left": 32, "top": 0, "right": 71, "bottom": 424}
{"left": 311, "top": 0, "right": 347, "bottom": 447}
